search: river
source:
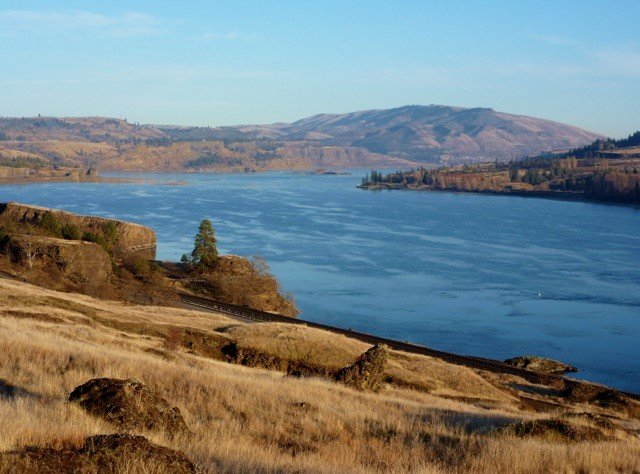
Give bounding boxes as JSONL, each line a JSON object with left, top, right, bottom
{"left": 2, "top": 171, "right": 639, "bottom": 392}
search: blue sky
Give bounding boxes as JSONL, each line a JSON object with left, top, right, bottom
{"left": 0, "top": 1, "right": 638, "bottom": 136}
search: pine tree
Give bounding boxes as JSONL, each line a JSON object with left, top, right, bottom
{"left": 191, "top": 219, "right": 218, "bottom": 269}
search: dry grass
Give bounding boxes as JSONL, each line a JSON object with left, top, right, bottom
{"left": 27, "top": 140, "right": 116, "bottom": 159}
{"left": 0, "top": 278, "right": 638, "bottom": 473}
{"left": 0, "top": 148, "right": 45, "bottom": 161}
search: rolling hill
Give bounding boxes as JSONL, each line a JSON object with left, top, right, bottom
{"left": 0, "top": 106, "right": 602, "bottom": 172}
{"left": 159, "top": 105, "right": 602, "bottom": 163}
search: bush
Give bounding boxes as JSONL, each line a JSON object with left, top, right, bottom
{"left": 61, "top": 224, "right": 81, "bottom": 240}
{"left": 103, "top": 222, "right": 118, "bottom": 243}
{"left": 38, "top": 212, "right": 62, "bottom": 238}
{"left": 124, "top": 256, "right": 161, "bottom": 280}
{"left": 82, "top": 232, "right": 107, "bottom": 248}
{"left": 132, "top": 258, "right": 151, "bottom": 276}
{"left": 0, "top": 225, "right": 12, "bottom": 249}
{"left": 249, "top": 255, "right": 272, "bottom": 278}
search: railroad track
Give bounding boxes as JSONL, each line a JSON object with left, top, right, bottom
{"left": 178, "top": 293, "right": 562, "bottom": 385}
{"left": 0, "top": 270, "right": 636, "bottom": 401}
{"left": 179, "top": 292, "right": 640, "bottom": 402}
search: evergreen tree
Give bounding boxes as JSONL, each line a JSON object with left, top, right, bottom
{"left": 191, "top": 219, "right": 218, "bottom": 269}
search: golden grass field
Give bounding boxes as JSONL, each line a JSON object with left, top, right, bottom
{"left": 0, "top": 278, "right": 639, "bottom": 473}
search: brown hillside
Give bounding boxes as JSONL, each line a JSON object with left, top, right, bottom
{"left": 0, "top": 278, "right": 638, "bottom": 472}
{"left": 0, "top": 106, "right": 602, "bottom": 172}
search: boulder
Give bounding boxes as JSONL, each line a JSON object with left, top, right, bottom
{"left": 503, "top": 355, "right": 577, "bottom": 374}
{"left": 0, "top": 434, "right": 196, "bottom": 473}
{"left": 69, "top": 378, "right": 189, "bottom": 436}
{"left": 335, "top": 344, "right": 388, "bottom": 392}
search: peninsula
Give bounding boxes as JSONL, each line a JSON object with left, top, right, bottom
{"left": 359, "top": 132, "right": 640, "bottom": 205}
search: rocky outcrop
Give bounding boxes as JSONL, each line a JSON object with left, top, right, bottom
{"left": 504, "top": 356, "right": 578, "bottom": 375}
{"left": 0, "top": 166, "right": 33, "bottom": 179}
{"left": 2, "top": 234, "right": 112, "bottom": 293}
{"left": 561, "top": 383, "right": 640, "bottom": 418}
{"left": 335, "top": 344, "right": 389, "bottom": 392}
{"left": 0, "top": 202, "right": 156, "bottom": 258}
{"left": 498, "top": 418, "right": 610, "bottom": 442}
{"left": 189, "top": 255, "right": 299, "bottom": 317}
{"left": 69, "top": 378, "right": 189, "bottom": 436}
{"left": 0, "top": 434, "right": 196, "bottom": 473}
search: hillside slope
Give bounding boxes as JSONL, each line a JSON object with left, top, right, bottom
{"left": 0, "top": 277, "right": 639, "bottom": 472}
{"left": 270, "top": 105, "right": 601, "bottom": 162}
{"left": 0, "top": 106, "right": 600, "bottom": 173}
{"left": 158, "top": 105, "right": 601, "bottom": 163}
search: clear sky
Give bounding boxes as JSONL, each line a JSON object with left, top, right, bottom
{"left": 0, "top": 1, "right": 638, "bottom": 137}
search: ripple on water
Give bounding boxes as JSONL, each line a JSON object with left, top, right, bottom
{"left": 1, "top": 172, "right": 639, "bottom": 392}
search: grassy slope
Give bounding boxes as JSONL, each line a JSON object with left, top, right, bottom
{"left": 0, "top": 278, "right": 638, "bottom": 472}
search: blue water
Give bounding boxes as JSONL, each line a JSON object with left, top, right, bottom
{"left": 1, "top": 171, "right": 639, "bottom": 392}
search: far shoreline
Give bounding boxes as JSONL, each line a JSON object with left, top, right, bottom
{"left": 0, "top": 167, "right": 371, "bottom": 186}
{"left": 358, "top": 183, "right": 640, "bottom": 209}
{"left": 0, "top": 173, "right": 191, "bottom": 187}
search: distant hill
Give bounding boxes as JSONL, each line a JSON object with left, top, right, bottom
{"left": 0, "top": 116, "right": 163, "bottom": 143}
{"left": 0, "top": 106, "right": 602, "bottom": 171}
{"left": 159, "top": 105, "right": 603, "bottom": 162}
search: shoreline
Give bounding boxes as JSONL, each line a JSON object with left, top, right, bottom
{"left": 358, "top": 183, "right": 640, "bottom": 208}
{"left": 0, "top": 175, "right": 189, "bottom": 186}
{"left": 0, "top": 166, "right": 365, "bottom": 185}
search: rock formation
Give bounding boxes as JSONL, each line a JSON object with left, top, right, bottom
{"left": 69, "top": 378, "right": 189, "bottom": 437}
{"left": 0, "top": 202, "right": 156, "bottom": 259}
{"left": 504, "top": 355, "right": 578, "bottom": 374}
{"left": 561, "top": 383, "right": 640, "bottom": 418}
{"left": 335, "top": 344, "right": 389, "bottom": 392}
{"left": 4, "top": 234, "right": 112, "bottom": 290}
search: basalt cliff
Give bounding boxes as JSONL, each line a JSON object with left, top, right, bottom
{"left": 0, "top": 203, "right": 297, "bottom": 316}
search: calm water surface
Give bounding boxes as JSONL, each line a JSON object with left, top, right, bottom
{"left": 2, "top": 172, "right": 639, "bottom": 392}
